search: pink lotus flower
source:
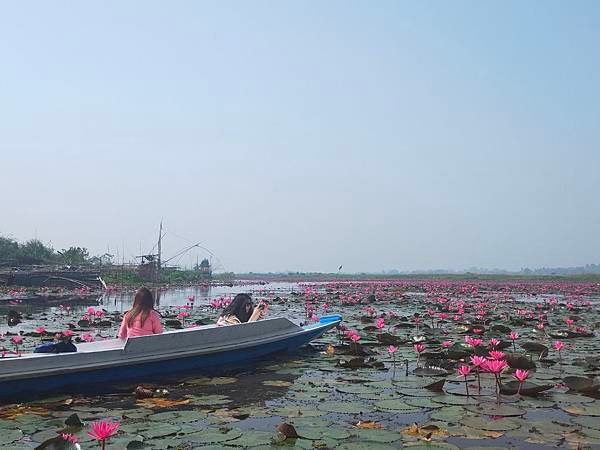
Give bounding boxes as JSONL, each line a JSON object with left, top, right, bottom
{"left": 62, "top": 330, "right": 74, "bottom": 337}
{"left": 482, "top": 359, "right": 508, "bottom": 374}
{"left": 457, "top": 365, "right": 471, "bottom": 377}
{"left": 387, "top": 345, "right": 398, "bottom": 354}
{"left": 442, "top": 340, "right": 452, "bottom": 348}
{"left": 414, "top": 343, "right": 425, "bottom": 367}
{"left": 88, "top": 421, "right": 120, "bottom": 449}
{"left": 470, "top": 355, "right": 486, "bottom": 367}
{"left": 458, "top": 364, "right": 471, "bottom": 396}
{"left": 514, "top": 368, "right": 529, "bottom": 395}
{"left": 465, "top": 336, "right": 482, "bottom": 347}
{"left": 82, "top": 333, "right": 94, "bottom": 343}
{"left": 509, "top": 331, "right": 519, "bottom": 351}
{"left": 375, "top": 317, "right": 385, "bottom": 330}
{"left": 513, "top": 369, "right": 529, "bottom": 383}
{"left": 35, "top": 326, "right": 46, "bottom": 335}
{"left": 61, "top": 433, "right": 78, "bottom": 444}
{"left": 350, "top": 334, "right": 361, "bottom": 343}
{"left": 488, "top": 350, "right": 505, "bottom": 360}
{"left": 553, "top": 340, "right": 564, "bottom": 351}
{"left": 10, "top": 336, "right": 23, "bottom": 345}
{"left": 87, "top": 307, "right": 95, "bottom": 315}
{"left": 489, "top": 338, "right": 501, "bottom": 348}
{"left": 565, "top": 318, "right": 574, "bottom": 328}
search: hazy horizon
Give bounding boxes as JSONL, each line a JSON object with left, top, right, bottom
{"left": 1, "top": 1, "right": 599, "bottom": 273}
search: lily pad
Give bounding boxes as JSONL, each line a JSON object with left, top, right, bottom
{"left": 226, "top": 430, "right": 277, "bottom": 447}
{"left": 0, "top": 429, "right": 24, "bottom": 445}
{"left": 462, "top": 416, "right": 521, "bottom": 431}
{"left": 335, "top": 443, "right": 398, "bottom": 450}
{"left": 404, "top": 443, "right": 460, "bottom": 450}
{"left": 353, "top": 429, "right": 402, "bottom": 443}
{"left": 318, "top": 401, "right": 371, "bottom": 414}
{"left": 463, "top": 402, "right": 526, "bottom": 417}
{"left": 299, "top": 426, "right": 352, "bottom": 440}
{"left": 186, "top": 427, "right": 242, "bottom": 444}
{"left": 374, "top": 399, "right": 423, "bottom": 413}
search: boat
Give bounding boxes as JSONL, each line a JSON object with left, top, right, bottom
{"left": 0, "top": 315, "right": 342, "bottom": 400}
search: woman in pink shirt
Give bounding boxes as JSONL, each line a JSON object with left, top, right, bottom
{"left": 118, "top": 287, "right": 163, "bottom": 339}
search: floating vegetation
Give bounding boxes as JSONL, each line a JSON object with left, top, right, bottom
{"left": 0, "top": 279, "right": 598, "bottom": 448}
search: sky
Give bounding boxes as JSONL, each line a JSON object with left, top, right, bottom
{"left": 1, "top": 1, "right": 599, "bottom": 273}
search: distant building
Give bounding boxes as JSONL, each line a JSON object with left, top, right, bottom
{"left": 196, "top": 258, "right": 212, "bottom": 280}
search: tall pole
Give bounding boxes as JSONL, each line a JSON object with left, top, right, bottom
{"left": 157, "top": 220, "right": 162, "bottom": 282}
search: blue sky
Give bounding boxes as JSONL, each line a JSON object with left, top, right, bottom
{"left": 1, "top": 1, "right": 599, "bottom": 272}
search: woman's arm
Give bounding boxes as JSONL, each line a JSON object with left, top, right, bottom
{"left": 118, "top": 315, "right": 128, "bottom": 340}
{"left": 151, "top": 311, "right": 164, "bottom": 334}
{"left": 248, "top": 305, "right": 265, "bottom": 322}
{"left": 150, "top": 311, "right": 164, "bottom": 334}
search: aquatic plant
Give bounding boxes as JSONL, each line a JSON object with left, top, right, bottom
{"left": 413, "top": 343, "right": 425, "bottom": 367}
{"left": 387, "top": 345, "right": 397, "bottom": 375}
{"left": 88, "top": 420, "right": 120, "bottom": 450}
{"left": 177, "top": 311, "right": 191, "bottom": 326}
{"left": 553, "top": 340, "right": 565, "bottom": 363}
{"left": 470, "top": 355, "right": 486, "bottom": 391}
{"left": 509, "top": 331, "right": 519, "bottom": 351}
{"left": 10, "top": 336, "right": 23, "bottom": 355}
{"left": 458, "top": 364, "right": 471, "bottom": 397}
{"left": 513, "top": 369, "right": 529, "bottom": 395}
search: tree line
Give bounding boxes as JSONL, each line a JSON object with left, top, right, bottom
{"left": 0, "top": 236, "right": 112, "bottom": 267}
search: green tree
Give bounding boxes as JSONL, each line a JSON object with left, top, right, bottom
{"left": 18, "top": 239, "right": 58, "bottom": 263}
{"left": 0, "top": 236, "right": 20, "bottom": 263}
{"left": 58, "top": 247, "right": 90, "bottom": 265}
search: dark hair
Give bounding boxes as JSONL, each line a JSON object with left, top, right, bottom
{"left": 221, "top": 293, "right": 253, "bottom": 323}
{"left": 126, "top": 287, "right": 155, "bottom": 327}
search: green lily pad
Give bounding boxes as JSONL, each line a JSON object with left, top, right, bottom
{"left": 186, "top": 394, "right": 232, "bottom": 406}
{"left": 0, "top": 429, "right": 24, "bottom": 445}
{"left": 145, "top": 437, "right": 183, "bottom": 448}
{"left": 272, "top": 406, "right": 324, "bottom": 418}
{"left": 226, "top": 430, "right": 277, "bottom": 447}
{"left": 431, "top": 395, "right": 483, "bottom": 406}
{"left": 404, "top": 397, "right": 444, "bottom": 409}
{"left": 141, "top": 423, "right": 182, "bottom": 439}
{"left": 463, "top": 402, "right": 526, "bottom": 417}
{"left": 561, "top": 403, "right": 600, "bottom": 416}
{"left": 462, "top": 416, "right": 521, "bottom": 431}
{"left": 298, "top": 426, "right": 352, "bottom": 440}
{"left": 186, "top": 427, "right": 242, "bottom": 444}
{"left": 374, "top": 399, "right": 423, "bottom": 413}
{"left": 291, "top": 417, "right": 334, "bottom": 428}
{"left": 335, "top": 443, "right": 398, "bottom": 450}
{"left": 317, "top": 401, "right": 371, "bottom": 414}
{"left": 353, "top": 429, "right": 402, "bottom": 443}
{"left": 572, "top": 416, "right": 600, "bottom": 430}
{"left": 429, "top": 406, "right": 465, "bottom": 422}
{"left": 336, "top": 384, "right": 378, "bottom": 394}
{"left": 404, "top": 443, "right": 460, "bottom": 450}
{"left": 397, "top": 388, "right": 437, "bottom": 397}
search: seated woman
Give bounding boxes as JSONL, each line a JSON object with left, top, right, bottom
{"left": 216, "top": 293, "right": 266, "bottom": 326}
{"left": 118, "top": 287, "right": 163, "bottom": 339}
